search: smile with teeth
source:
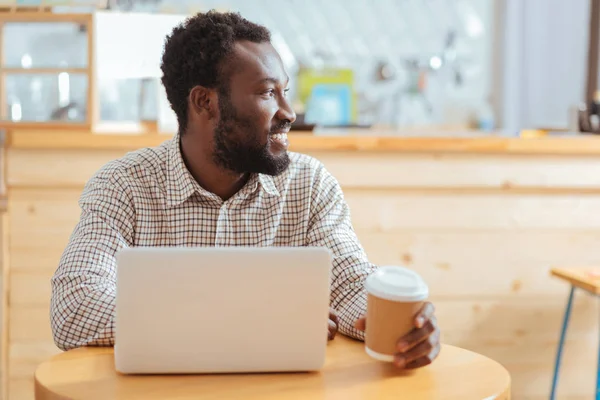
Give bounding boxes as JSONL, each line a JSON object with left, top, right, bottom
{"left": 271, "top": 133, "right": 288, "bottom": 141}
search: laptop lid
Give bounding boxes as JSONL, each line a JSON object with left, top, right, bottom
{"left": 114, "top": 246, "right": 332, "bottom": 374}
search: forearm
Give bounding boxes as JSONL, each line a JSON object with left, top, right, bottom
{"left": 50, "top": 171, "right": 134, "bottom": 351}
{"left": 333, "top": 281, "right": 368, "bottom": 341}
{"left": 50, "top": 273, "right": 116, "bottom": 351}
{"left": 306, "top": 163, "right": 378, "bottom": 339}
{"left": 325, "top": 233, "right": 376, "bottom": 341}
{"left": 50, "top": 218, "right": 125, "bottom": 351}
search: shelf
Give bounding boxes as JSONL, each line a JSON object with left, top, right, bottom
{"left": 0, "top": 11, "right": 93, "bottom": 129}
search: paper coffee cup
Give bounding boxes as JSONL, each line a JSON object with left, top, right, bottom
{"left": 364, "top": 266, "right": 429, "bottom": 362}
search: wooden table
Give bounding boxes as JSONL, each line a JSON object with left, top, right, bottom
{"left": 550, "top": 267, "right": 600, "bottom": 295}
{"left": 549, "top": 267, "right": 600, "bottom": 400}
{"left": 34, "top": 335, "right": 511, "bottom": 400}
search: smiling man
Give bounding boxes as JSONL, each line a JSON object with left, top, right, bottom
{"left": 50, "top": 11, "right": 440, "bottom": 370}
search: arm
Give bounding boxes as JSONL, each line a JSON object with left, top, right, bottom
{"left": 50, "top": 171, "right": 135, "bottom": 351}
{"left": 305, "top": 165, "right": 377, "bottom": 341}
{"left": 304, "top": 166, "right": 441, "bottom": 369}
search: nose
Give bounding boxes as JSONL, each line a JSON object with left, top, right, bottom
{"left": 276, "top": 95, "right": 296, "bottom": 124}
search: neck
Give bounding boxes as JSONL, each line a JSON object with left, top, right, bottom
{"left": 180, "top": 131, "right": 249, "bottom": 201}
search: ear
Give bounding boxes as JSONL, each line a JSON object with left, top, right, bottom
{"left": 189, "top": 86, "right": 216, "bottom": 119}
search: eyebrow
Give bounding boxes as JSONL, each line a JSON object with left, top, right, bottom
{"left": 257, "top": 76, "right": 290, "bottom": 86}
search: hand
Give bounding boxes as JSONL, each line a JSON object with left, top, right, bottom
{"left": 355, "top": 301, "right": 441, "bottom": 369}
{"left": 328, "top": 308, "right": 339, "bottom": 340}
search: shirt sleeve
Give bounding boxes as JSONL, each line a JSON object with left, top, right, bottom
{"left": 50, "top": 168, "right": 135, "bottom": 351}
{"left": 305, "top": 164, "right": 377, "bottom": 341}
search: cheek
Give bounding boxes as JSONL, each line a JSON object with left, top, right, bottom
{"left": 232, "top": 99, "right": 278, "bottom": 135}
{"left": 257, "top": 102, "right": 278, "bottom": 123}
{"left": 248, "top": 102, "right": 277, "bottom": 131}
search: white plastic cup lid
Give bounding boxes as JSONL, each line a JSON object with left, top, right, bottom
{"left": 365, "top": 266, "right": 429, "bottom": 302}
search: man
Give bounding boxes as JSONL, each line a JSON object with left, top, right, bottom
{"left": 50, "top": 11, "right": 440, "bottom": 370}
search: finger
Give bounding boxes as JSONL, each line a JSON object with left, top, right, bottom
{"left": 329, "top": 308, "right": 339, "bottom": 326}
{"left": 354, "top": 316, "right": 366, "bottom": 331}
{"left": 404, "top": 342, "right": 441, "bottom": 369}
{"left": 414, "top": 302, "right": 435, "bottom": 328}
{"left": 397, "top": 316, "right": 437, "bottom": 352}
{"left": 395, "top": 329, "right": 440, "bottom": 367}
{"left": 328, "top": 319, "right": 338, "bottom": 340}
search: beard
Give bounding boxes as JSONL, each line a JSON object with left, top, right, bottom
{"left": 212, "top": 91, "right": 290, "bottom": 176}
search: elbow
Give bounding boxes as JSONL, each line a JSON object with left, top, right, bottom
{"left": 50, "top": 287, "right": 91, "bottom": 351}
{"left": 51, "top": 326, "right": 73, "bottom": 352}
{"left": 52, "top": 334, "right": 73, "bottom": 352}
{"left": 50, "top": 305, "right": 80, "bottom": 351}
{"left": 50, "top": 307, "right": 111, "bottom": 351}
{"left": 50, "top": 282, "right": 78, "bottom": 351}
{"left": 50, "top": 280, "right": 116, "bottom": 351}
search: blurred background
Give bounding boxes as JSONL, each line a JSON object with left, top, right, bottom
{"left": 0, "top": 0, "right": 593, "bottom": 135}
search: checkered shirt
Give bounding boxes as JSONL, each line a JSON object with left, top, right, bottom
{"left": 50, "top": 134, "right": 377, "bottom": 351}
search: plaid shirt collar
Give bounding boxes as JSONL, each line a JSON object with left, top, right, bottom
{"left": 165, "top": 134, "right": 280, "bottom": 208}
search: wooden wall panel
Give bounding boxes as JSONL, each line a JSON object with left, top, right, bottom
{"left": 306, "top": 151, "right": 600, "bottom": 189}
{"left": 7, "top": 148, "right": 126, "bottom": 188}
{"left": 357, "top": 231, "right": 600, "bottom": 297}
{"left": 435, "top": 295, "right": 597, "bottom": 344}
{"left": 345, "top": 191, "right": 600, "bottom": 231}
{"left": 9, "top": 271, "right": 53, "bottom": 306}
{"left": 7, "top": 188, "right": 81, "bottom": 399}
{"left": 9, "top": 342, "right": 60, "bottom": 381}
{"left": 9, "top": 188, "right": 80, "bottom": 273}
{"left": 8, "top": 378, "right": 33, "bottom": 400}
{"left": 1, "top": 214, "right": 8, "bottom": 400}
{"left": 435, "top": 295, "right": 598, "bottom": 399}
{"left": 9, "top": 306, "right": 52, "bottom": 342}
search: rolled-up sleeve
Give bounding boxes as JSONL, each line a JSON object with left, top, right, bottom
{"left": 305, "top": 165, "right": 377, "bottom": 341}
{"left": 50, "top": 170, "right": 135, "bottom": 351}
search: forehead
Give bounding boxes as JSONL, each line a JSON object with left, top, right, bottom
{"left": 226, "top": 41, "right": 287, "bottom": 85}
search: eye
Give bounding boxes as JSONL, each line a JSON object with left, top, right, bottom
{"left": 283, "top": 88, "right": 290, "bottom": 97}
{"left": 262, "top": 89, "right": 276, "bottom": 97}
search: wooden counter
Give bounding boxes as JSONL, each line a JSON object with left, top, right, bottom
{"left": 7, "top": 128, "right": 600, "bottom": 155}
{"left": 4, "top": 127, "right": 600, "bottom": 400}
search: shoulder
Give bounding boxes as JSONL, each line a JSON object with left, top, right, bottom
{"left": 87, "top": 140, "right": 170, "bottom": 190}
{"left": 82, "top": 140, "right": 170, "bottom": 204}
{"left": 287, "top": 152, "right": 329, "bottom": 178}
{"left": 278, "top": 152, "right": 343, "bottom": 197}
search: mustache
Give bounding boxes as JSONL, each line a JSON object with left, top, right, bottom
{"left": 270, "top": 120, "right": 292, "bottom": 133}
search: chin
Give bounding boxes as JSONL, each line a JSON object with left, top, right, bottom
{"left": 260, "top": 153, "right": 291, "bottom": 176}
{"left": 268, "top": 148, "right": 288, "bottom": 158}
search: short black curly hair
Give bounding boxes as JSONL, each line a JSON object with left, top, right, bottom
{"left": 160, "top": 10, "right": 271, "bottom": 134}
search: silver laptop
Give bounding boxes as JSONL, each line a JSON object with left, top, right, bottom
{"left": 114, "top": 246, "right": 332, "bottom": 374}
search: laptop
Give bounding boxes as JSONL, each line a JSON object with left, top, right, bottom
{"left": 114, "top": 246, "right": 332, "bottom": 374}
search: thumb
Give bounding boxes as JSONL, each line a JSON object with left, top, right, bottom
{"left": 354, "top": 316, "right": 367, "bottom": 331}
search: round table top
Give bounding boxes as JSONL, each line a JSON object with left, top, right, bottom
{"left": 35, "top": 336, "right": 511, "bottom": 400}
